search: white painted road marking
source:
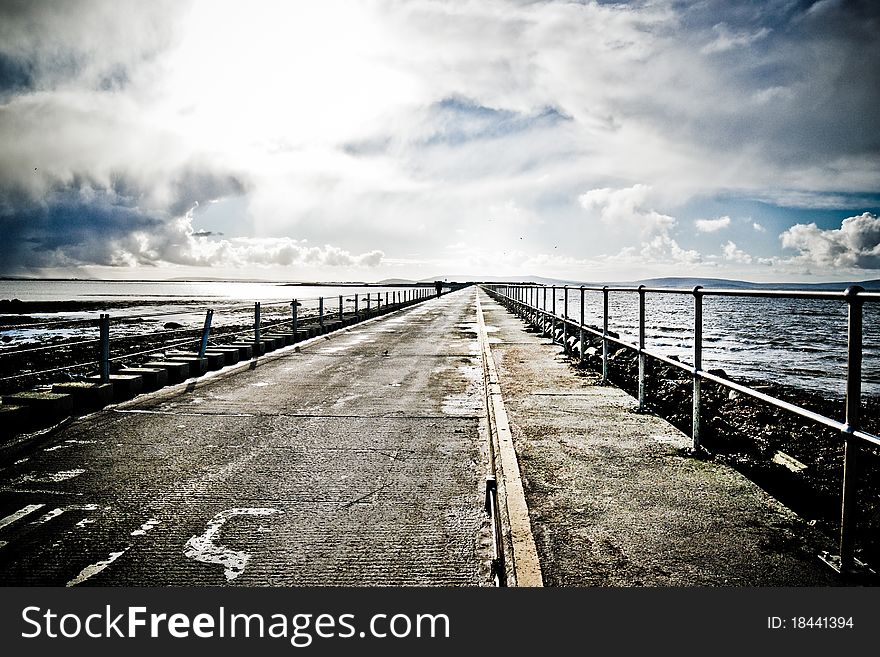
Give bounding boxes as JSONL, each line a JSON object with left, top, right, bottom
{"left": 0, "top": 504, "right": 45, "bottom": 531}
{"left": 184, "top": 508, "right": 283, "bottom": 581}
{"left": 32, "top": 504, "right": 99, "bottom": 525}
{"left": 67, "top": 548, "right": 130, "bottom": 587}
{"left": 131, "top": 518, "right": 161, "bottom": 536}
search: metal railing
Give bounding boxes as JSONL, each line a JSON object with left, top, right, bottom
{"left": 482, "top": 282, "right": 880, "bottom": 576}
{"left": 0, "top": 287, "right": 437, "bottom": 390}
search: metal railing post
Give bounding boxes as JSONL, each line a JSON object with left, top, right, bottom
{"left": 354, "top": 294, "right": 359, "bottom": 320}
{"left": 339, "top": 294, "right": 343, "bottom": 321}
{"left": 198, "top": 309, "right": 213, "bottom": 358}
{"left": 551, "top": 286, "right": 557, "bottom": 339}
{"left": 602, "top": 286, "right": 609, "bottom": 384}
{"left": 563, "top": 285, "right": 569, "bottom": 352}
{"left": 692, "top": 286, "right": 703, "bottom": 450}
{"left": 543, "top": 286, "right": 547, "bottom": 336}
{"left": 319, "top": 297, "right": 324, "bottom": 328}
{"left": 579, "top": 286, "right": 585, "bottom": 362}
{"left": 839, "top": 285, "right": 864, "bottom": 573}
{"left": 532, "top": 285, "right": 536, "bottom": 325}
{"left": 292, "top": 299, "right": 298, "bottom": 335}
{"left": 98, "top": 313, "right": 110, "bottom": 383}
{"left": 254, "top": 302, "right": 261, "bottom": 353}
{"left": 638, "top": 285, "right": 646, "bottom": 410}
{"left": 366, "top": 293, "right": 371, "bottom": 313}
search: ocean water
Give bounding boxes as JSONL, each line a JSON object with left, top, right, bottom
{"left": 518, "top": 287, "right": 880, "bottom": 398}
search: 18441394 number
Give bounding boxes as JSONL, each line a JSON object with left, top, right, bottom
{"left": 768, "top": 617, "right": 854, "bottom": 629}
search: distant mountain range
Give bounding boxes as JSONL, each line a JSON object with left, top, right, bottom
{"left": 416, "top": 274, "right": 880, "bottom": 290}
{"left": 4, "top": 275, "right": 880, "bottom": 291}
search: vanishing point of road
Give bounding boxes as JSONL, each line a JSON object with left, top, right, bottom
{"left": 0, "top": 289, "right": 493, "bottom": 586}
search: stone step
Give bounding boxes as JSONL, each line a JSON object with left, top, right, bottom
{"left": 2, "top": 391, "right": 74, "bottom": 414}
{"left": 83, "top": 374, "right": 143, "bottom": 400}
{"left": 0, "top": 403, "right": 32, "bottom": 434}
{"left": 167, "top": 351, "right": 224, "bottom": 370}
{"left": 219, "top": 343, "right": 253, "bottom": 360}
{"left": 265, "top": 333, "right": 293, "bottom": 347}
{"left": 202, "top": 347, "right": 241, "bottom": 365}
{"left": 229, "top": 341, "right": 264, "bottom": 356}
{"left": 161, "top": 356, "right": 208, "bottom": 375}
{"left": 117, "top": 367, "right": 169, "bottom": 390}
{"left": 142, "top": 361, "right": 191, "bottom": 383}
{"left": 51, "top": 382, "right": 114, "bottom": 409}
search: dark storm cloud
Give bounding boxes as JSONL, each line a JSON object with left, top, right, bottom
{"left": 623, "top": 0, "right": 880, "bottom": 167}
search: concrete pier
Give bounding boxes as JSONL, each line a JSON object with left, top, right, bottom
{"left": 477, "top": 289, "right": 839, "bottom": 586}
{"left": 0, "top": 287, "right": 851, "bottom": 587}
{"left": 0, "top": 290, "right": 491, "bottom": 586}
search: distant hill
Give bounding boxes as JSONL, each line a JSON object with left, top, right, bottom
{"left": 426, "top": 274, "right": 880, "bottom": 291}
{"left": 377, "top": 278, "right": 420, "bottom": 285}
{"left": 634, "top": 277, "right": 880, "bottom": 291}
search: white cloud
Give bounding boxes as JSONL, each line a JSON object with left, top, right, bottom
{"left": 722, "top": 240, "right": 753, "bottom": 264}
{"left": 579, "top": 184, "right": 675, "bottom": 237}
{"left": 752, "top": 221, "right": 766, "bottom": 232}
{"left": 695, "top": 216, "right": 731, "bottom": 233}
{"left": 701, "top": 24, "right": 771, "bottom": 55}
{"left": 780, "top": 212, "right": 880, "bottom": 269}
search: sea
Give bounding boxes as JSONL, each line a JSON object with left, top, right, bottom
{"left": 0, "top": 279, "right": 877, "bottom": 398}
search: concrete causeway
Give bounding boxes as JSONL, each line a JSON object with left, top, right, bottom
{"left": 477, "top": 289, "right": 840, "bottom": 586}
{"left": 0, "top": 289, "right": 492, "bottom": 586}
{"left": 0, "top": 285, "right": 847, "bottom": 586}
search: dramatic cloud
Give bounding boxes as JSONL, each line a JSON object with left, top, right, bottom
{"left": 695, "top": 216, "right": 732, "bottom": 233}
{"left": 780, "top": 212, "right": 880, "bottom": 269}
{"left": 0, "top": 0, "right": 878, "bottom": 280}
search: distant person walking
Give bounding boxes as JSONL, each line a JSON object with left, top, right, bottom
{"left": 434, "top": 281, "right": 443, "bottom": 298}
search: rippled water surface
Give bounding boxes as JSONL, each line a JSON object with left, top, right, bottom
{"left": 522, "top": 288, "right": 880, "bottom": 397}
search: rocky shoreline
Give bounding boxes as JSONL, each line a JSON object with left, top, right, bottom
{"left": 573, "top": 339, "right": 880, "bottom": 570}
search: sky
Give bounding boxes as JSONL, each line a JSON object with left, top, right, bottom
{"left": 1, "top": 0, "right": 879, "bottom": 283}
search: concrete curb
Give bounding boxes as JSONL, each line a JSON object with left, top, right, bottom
{"left": 476, "top": 293, "right": 543, "bottom": 587}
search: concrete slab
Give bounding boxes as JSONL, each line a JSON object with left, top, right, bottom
{"left": 166, "top": 350, "right": 224, "bottom": 370}
{"left": 203, "top": 347, "right": 241, "bottom": 365}
{"left": 2, "top": 391, "right": 74, "bottom": 414}
{"left": 52, "top": 382, "right": 114, "bottom": 409}
{"left": 265, "top": 333, "right": 293, "bottom": 347}
{"left": 161, "top": 355, "right": 207, "bottom": 375}
{"left": 142, "top": 360, "right": 190, "bottom": 383}
{"left": 0, "top": 404, "right": 32, "bottom": 434}
{"left": 117, "top": 367, "right": 169, "bottom": 390}
{"left": 478, "top": 289, "right": 840, "bottom": 587}
{"left": 83, "top": 374, "right": 143, "bottom": 400}
{"left": 227, "top": 342, "right": 259, "bottom": 357}
{"left": 0, "top": 289, "right": 491, "bottom": 587}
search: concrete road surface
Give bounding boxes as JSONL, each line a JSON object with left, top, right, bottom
{"left": 0, "top": 289, "right": 492, "bottom": 586}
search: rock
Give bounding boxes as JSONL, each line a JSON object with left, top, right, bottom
{"left": 707, "top": 368, "right": 728, "bottom": 379}
{"left": 164, "top": 321, "right": 185, "bottom": 329}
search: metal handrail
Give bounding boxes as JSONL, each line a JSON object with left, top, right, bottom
{"left": 482, "top": 282, "right": 879, "bottom": 576}
{"left": 0, "top": 286, "right": 434, "bottom": 384}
